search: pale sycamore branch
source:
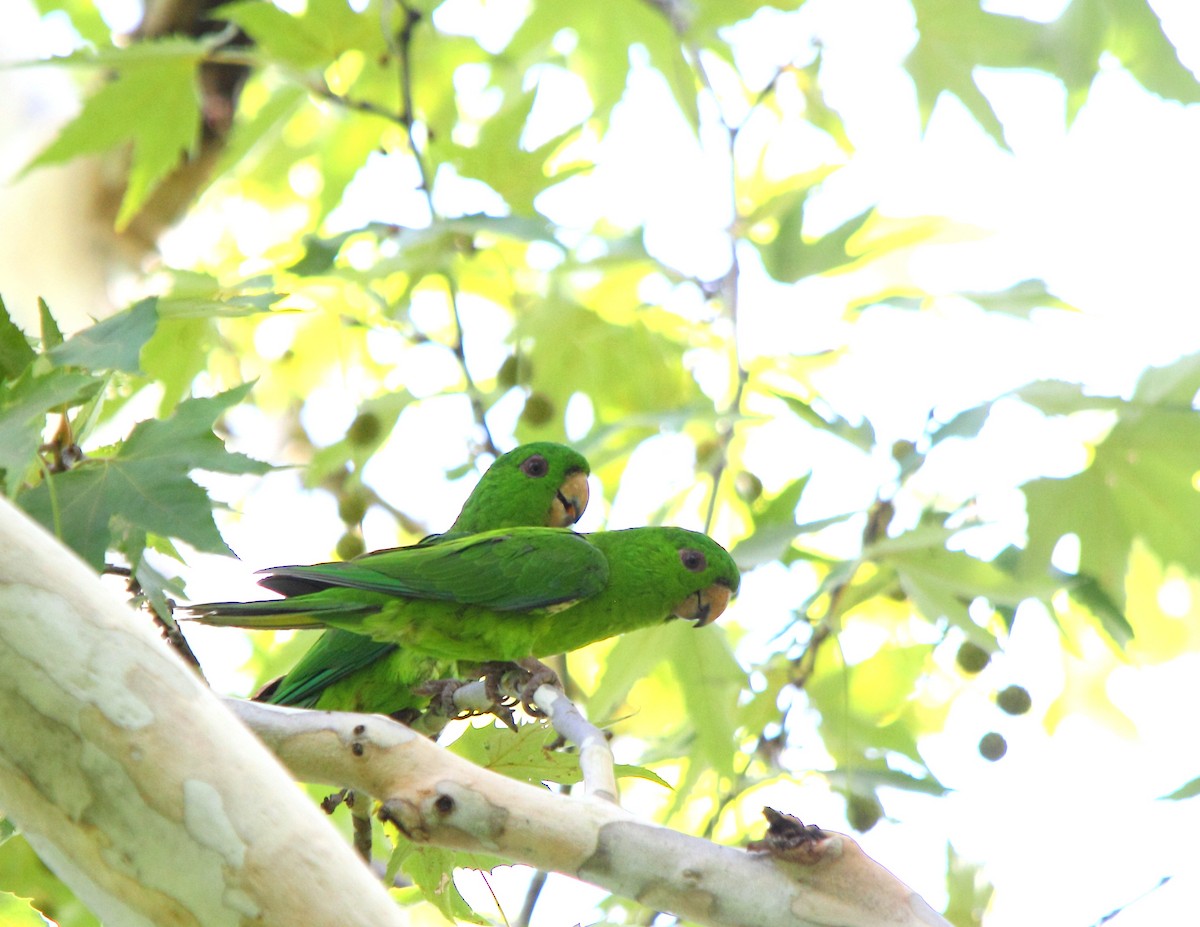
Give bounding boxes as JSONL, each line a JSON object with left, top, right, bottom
{"left": 0, "top": 498, "right": 406, "bottom": 927}
{"left": 227, "top": 699, "right": 952, "bottom": 927}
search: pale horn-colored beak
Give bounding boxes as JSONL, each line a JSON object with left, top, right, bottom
{"left": 671, "top": 582, "right": 733, "bottom": 628}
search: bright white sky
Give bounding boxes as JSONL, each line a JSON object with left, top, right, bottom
{"left": 12, "top": 0, "right": 1200, "bottom": 924}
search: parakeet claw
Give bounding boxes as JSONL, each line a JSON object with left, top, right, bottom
{"left": 477, "top": 658, "right": 560, "bottom": 718}
{"left": 415, "top": 678, "right": 475, "bottom": 719}
{"left": 415, "top": 675, "right": 519, "bottom": 729}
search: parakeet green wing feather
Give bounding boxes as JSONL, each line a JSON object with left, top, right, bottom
{"left": 185, "top": 596, "right": 373, "bottom": 628}
{"left": 266, "top": 631, "right": 400, "bottom": 707}
{"left": 258, "top": 528, "right": 607, "bottom": 612}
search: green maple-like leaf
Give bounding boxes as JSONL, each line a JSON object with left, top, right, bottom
{"left": 18, "top": 385, "right": 268, "bottom": 569}
{"left": 450, "top": 719, "right": 670, "bottom": 790}
{"left": 1021, "top": 354, "right": 1200, "bottom": 631}
{"left": 907, "top": 0, "right": 1200, "bottom": 150}
{"left": 0, "top": 296, "right": 35, "bottom": 379}
{"left": 0, "top": 369, "right": 104, "bottom": 497}
{"left": 24, "top": 40, "right": 204, "bottom": 229}
{"left": 907, "top": 0, "right": 1044, "bottom": 148}
{"left": 451, "top": 722, "right": 583, "bottom": 785}
{"left": 48, "top": 298, "right": 159, "bottom": 373}
{"left": 387, "top": 841, "right": 494, "bottom": 925}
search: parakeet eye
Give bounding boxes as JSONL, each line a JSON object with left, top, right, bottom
{"left": 680, "top": 549, "right": 707, "bottom": 572}
{"left": 520, "top": 454, "right": 549, "bottom": 478}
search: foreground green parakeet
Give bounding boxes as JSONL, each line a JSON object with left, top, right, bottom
{"left": 250, "top": 442, "right": 590, "bottom": 717}
{"left": 190, "top": 526, "right": 739, "bottom": 711}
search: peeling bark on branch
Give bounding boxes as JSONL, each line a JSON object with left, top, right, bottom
{"left": 228, "top": 699, "right": 951, "bottom": 927}
{"left": 0, "top": 499, "right": 406, "bottom": 927}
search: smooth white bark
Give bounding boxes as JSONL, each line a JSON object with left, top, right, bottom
{"left": 0, "top": 498, "right": 408, "bottom": 927}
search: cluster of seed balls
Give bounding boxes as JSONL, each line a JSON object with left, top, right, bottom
{"left": 955, "top": 641, "right": 1033, "bottom": 762}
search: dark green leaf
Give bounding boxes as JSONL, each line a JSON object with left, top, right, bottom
{"left": 387, "top": 841, "right": 492, "bottom": 925}
{"left": 0, "top": 296, "right": 35, "bottom": 378}
{"left": 0, "top": 369, "right": 104, "bottom": 495}
{"left": 133, "top": 553, "right": 189, "bottom": 624}
{"left": 450, "top": 723, "right": 583, "bottom": 785}
{"left": 38, "top": 298, "right": 63, "bottom": 351}
{"left": 49, "top": 299, "right": 159, "bottom": 373}
{"left": 18, "top": 385, "right": 268, "bottom": 568}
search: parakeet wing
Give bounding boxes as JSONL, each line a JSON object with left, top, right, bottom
{"left": 266, "top": 631, "right": 399, "bottom": 707}
{"left": 194, "top": 527, "right": 609, "bottom": 628}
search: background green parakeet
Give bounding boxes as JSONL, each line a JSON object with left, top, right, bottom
{"left": 190, "top": 526, "right": 739, "bottom": 717}
{"left": 247, "top": 442, "right": 590, "bottom": 720}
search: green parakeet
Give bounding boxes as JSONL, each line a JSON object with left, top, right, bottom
{"left": 248, "top": 442, "right": 590, "bottom": 718}
{"left": 190, "top": 526, "right": 739, "bottom": 715}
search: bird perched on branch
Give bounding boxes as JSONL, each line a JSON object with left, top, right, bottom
{"left": 213, "top": 441, "right": 591, "bottom": 723}
{"left": 190, "top": 524, "right": 739, "bottom": 723}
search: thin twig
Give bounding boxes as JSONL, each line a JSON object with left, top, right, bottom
{"left": 105, "top": 564, "right": 207, "bottom": 680}
{"left": 686, "top": 47, "right": 750, "bottom": 535}
{"left": 394, "top": 2, "right": 433, "bottom": 210}
{"left": 789, "top": 497, "right": 890, "bottom": 689}
{"left": 514, "top": 868, "right": 548, "bottom": 927}
{"left": 307, "top": 81, "right": 408, "bottom": 126}
{"left": 389, "top": 2, "right": 500, "bottom": 455}
{"left": 444, "top": 278, "right": 502, "bottom": 457}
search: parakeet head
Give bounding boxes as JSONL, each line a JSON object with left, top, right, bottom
{"left": 588, "top": 526, "right": 740, "bottom": 630}
{"left": 659, "top": 527, "right": 740, "bottom": 628}
{"left": 450, "top": 442, "right": 590, "bottom": 535}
